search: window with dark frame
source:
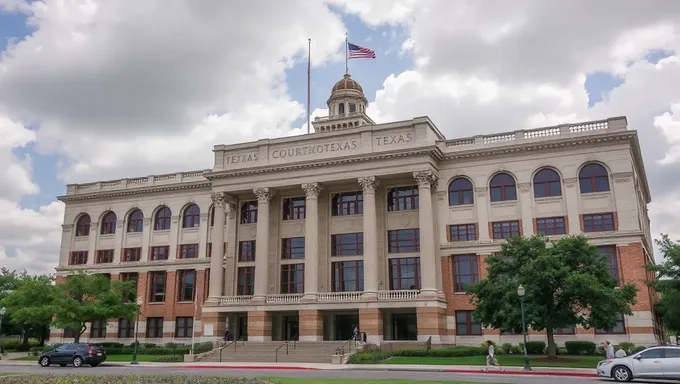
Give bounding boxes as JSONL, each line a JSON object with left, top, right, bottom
{"left": 240, "top": 201, "right": 258, "bottom": 224}
{"left": 117, "top": 318, "right": 135, "bottom": 338}
{"left": 150, "top": 246, "right": 169, "bottom": 261}
{"left": 182, "top": 204, "right": 201, "bottom": 228}
{"left": 283, "top": 197, "right": 306, "bottom": 220}
{"left": 175, "top": 317, "right": 193, "bottom": 338}
{"left": 533, "top": 168, "right": 562, "bottom": 198}
{"left": 179, "top": 244, "right": 199, "bottom": 259}
{"left": 449, "top": 224, "right": 477, "bottom": 242}
{"left": 145, "top": 317, "right": 164, "bottom": 338}
{"left": 89, "top": 319, "right": 106, "bottom": 338}
{"left": 75, "top": 215, "right": 91, "bottom": 237}
{"left": 387, "top": 186, "right": 419, "bottom": 211}
{"left": 456, "top": 311, "right": 481, "bottom": 335}
{"left": 579, "top": 163, "right": 610, "bottom": 193}
{"left": 122, "top": 247, "right": 142, "bottom": 262}
{"left": 281, "top": 263, "right": 304, "bottom": 294}
{"left": 177, "top": 270, "right": 196, "bottom": 302}
{"left": 238, "top": 241, "right": 256, "bottom": 262}
{"left": 331, "top": 192, "right": 363, "bottom": 216}
{"left": 154, "top": 207, "right": 172, "bottom": 230}
{"left": 121, "top": 272, "right": 138, "bottom": 302}
{"left": 536, "top": 217, "right": 566, "bottom": 235}
{"left": 489, "top": 173, "right": 517, "bottom": 202}
{"left": 332, "top": 260, "right": 364, "bottom": 292}
{"left": 237, "top": 266, "right": 255, "bottom": 295}
{"left": 70, "top": 251, "right": 88, "bottom": 265}
{"left": 101, "top": 212, "right": 117, "bottom": 235}
{"left": 282, "top": 237, "right": 305, "bottom": 259}
{"left": 331, "top": 233, "right": 364, "bottom": 256}
{"left": 453, "top": 255, "right": 479, "bottom": 292}
{"left": 388, "top": 229, "right": 420, "bottom": 253}
{"left": 583, "top": 213, "right": 615, "bottom": 232}
{"left": 553, "top": 326, "right": 575, "bottom": 335}
{"left": 597, "top": 245, "right": 619, "bottom": 283}
{"left": 492, "top": 221, "right": 521, "bottom": 240}
{"left": 149, "top": 271, "right": 166, "bottom": 303}
{"left": 595, "top": 313, "right": 626, "bottom": 334}
{"left": 389, "top": 257, "right": 421, "bottom": 290}
{"left": 127, "top": 209, "right": 144, "bottom": 233}
{"left": 448, "top": 178, "right": 474, "bottom": 206}
{"left": 97, "top": 249, "right": 114, "bottom": 264}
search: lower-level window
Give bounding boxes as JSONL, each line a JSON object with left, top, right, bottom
{"left": 536, "top": 217, "right": 566, "bottom": 235}
{"left": 70, "top": 251, "right": 88, "bottom": 265}
{"left": 237, "top": 267, "right": 255, "bottom": 296}
{"left": 583, "top": 213, "right": 615, "bottom": 232}
{"left": 117, "top": 318, "right": 135, "bottom": 338}
{"left": 595, "top": 313, "right": 626, "bottom": 334}
{"left": 331, "top": 260, "right": 364, "bottom": 292}
{"left": 492, "top": 221, "right": 521, "bottom": 240}
{"left": 597, "top": 245, "right": 619, "bottom": 284}
{"left": 455, "top": 310, "right": 481, "bottom": 335}
{"left": 553, "top": 326, "right": 575, "bottom": 335}
{"left": 89, "top": 320, "right": 106, "bottom": 338}
{"left": 175, "top": 317, "right": 193, "bottom": 338}
{"left": 389, "top": 257, "right": 421, "bottom": 290}
{"left": 146, "top": 317, "right": 164, "bottom": 338}
{"left": 281, "top": 263, "right": 304, "bottom": 294}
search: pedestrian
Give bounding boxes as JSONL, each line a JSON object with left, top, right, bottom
{"left": 482, "top": 340, "right": 505, "bottom": 372}
{"left": 224, "top": 329, "right": 232, "bottom": 342}
{"left": 605, "top": 341, "right": 615, "bottom": 360}
{"left": 353, "top": 326, "right": 359, "bottom": 341}
{"left": 615, "top": 348, "right": 627, "bottom": 358}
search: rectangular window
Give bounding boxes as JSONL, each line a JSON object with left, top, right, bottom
{"left": 175, "top": 317, "right": 193, "bottom": 338}
{"left": 238, "top": 241, "right": 256, "bottom": 262}
{"left": 122, "top": 247, "right": 142, "bottom": 262}
{"left": 179, "top": 244, "right": 199, "bottom": 259}
{"left": 145, "top": 317, "right": 164, "bottom": 338}
{"left": 177, "top": 270, "right": 196, "bottom": 302}
{"left": 331, "top": 233, "right": 364, "bottom": 256}
{"left": 207, "top": 242, "right": 226, "bottom": 258}
{"left": 237, "top": 266, "right": 255, "bottom": 296}
{"left": 492, "top": 221, "right": 521, "bottom": 240}
{"left": 240, "top": 201, "right": 258, "bottom": 224}
{"left": 281, "top": 263, "right": 304, "bottom": 294}
{"left": 388, "top": 186, "right": 419, "bottom": 211}
{"left": 597, "top": 245, "right": 619, "bottom": 283}
{"left": 449, "top": 224, "right": 477, "bottom": 242}
{"left": 453, "top": 255, "right": 479, "bottom": 292}
{"left": 332, "top": 192, "right": 363, "bottom": 216}
{"left": 150, "top": 246, "right": 169, "bottom": 261}
{"left": 89, "top": 319, "right": 106, "bottom": 338}
{"left": 282, "top": 237, "right": 305, "bottom": 259}
{"left": 389, "top": 257, "right": 421, "bottom": 290}
{"left": 121, "top": 272, "right": 138, "bottom": 302}
{"left": 149, "top": 271, "right": 166, "bottom": 303}
{"left": 332, "top": 260, "right": 364, "bottom": 292}
{"left": 583, "top": 213, "right": 615, "bottom": 232}
{"left": 117, "top": 318, "right": 135, "bottom": 338}
{"left": 388, "top": 229, "right": 420, "bottom": 253}
{"left": 96, "top": 250, "right": 114, "bottom": 264}
{"left": 596, "top": 313, "right": 626, "bottom": 334}
{"left": 282, "top": 197, "right": 306, "bottom": 220}
{"left": 553, "top": 326, "right": 575, "bottom": 335}
{"left": 456, "top": 311, "right": 482, "bottom": 335}
{"left": 70, "top": 251, "right": 88, "bottom": 265}
{"left": 536, "top": 217, "right": 566, "bottom": 236}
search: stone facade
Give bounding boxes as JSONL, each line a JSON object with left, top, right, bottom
{"left": 52, "top": 75, "right": 661, "bottom": 347}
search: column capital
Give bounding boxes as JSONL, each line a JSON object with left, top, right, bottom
{"left": 302, "top": 182, "right": 323, "bottom": 199}
{"left": 211, "top": 192, "right": 236, "bottom": 208}
{"left": 518, "top": 182, "right": 532, "bottom": 193}
{"left": 358, "top": 176, "right": 380, "bottom": 193}
{"left": 253, "top": 187, "right": 275, "bottom": 203}
{"left": 563, "top": 177, "right": 577, "bottom": 188}
{"left": 413, "top": 170, "right": 439, "bottom": 190}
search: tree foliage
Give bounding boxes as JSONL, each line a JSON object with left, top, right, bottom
{"left": 646, "top": 234, "right": 680, "bottom": 334}
{"left": 1, "top": 275, "right": 55, "bottom": 344}
{"left": 467, "top": 235, "right": 638, "bottom": 357}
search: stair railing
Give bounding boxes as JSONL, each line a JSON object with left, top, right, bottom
{"left": 219, "top": 336, "right": 246, "bottom": 362}
{"left": 275, "top": 334, "right": 298, "bottom": 363}
{"left": 335, "top": 336, "right": 357, "bottom": 356}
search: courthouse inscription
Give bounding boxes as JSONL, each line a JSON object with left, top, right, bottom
{"left": 271, "top": 140, "right": 359, "bottom": 159}
{"left": 374, "top": 133, "right": 413, "bottom": 146}
{"left": 225, "top": 152, "right": 259, "bottom": 165}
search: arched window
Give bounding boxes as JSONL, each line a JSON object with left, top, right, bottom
{"left": 489, "top": 173, "right": 517, "bottom": 202}
{"left": 154, "top": 206, "right": 172, "bottom": 230}
{"left": 101, "top": 212, "right": 117, "bottom": 235}
{"left": 127, "top": 209, "right": 144, "bottom": 233}
{"left": 338, "top": 103, "right": 345, "bottom": 115}
{"left": 349, "top": 103, "right": 356, "bottom": 113}
{"left": 448, "top": 178, "right": 474, "bottom": 206}
{"left": 75, "top": 214, "right": 91, "bottom": 237}
{"left": 533, "top": 168, "right": 562, "bottom": 198}
{"left": 182, "top": 204, "right": 200, "bottom": 228}
{"left": 241, "top": 201, "right": 258, "bottom": 224}
{"left": 579, "top": 163, "right": 610, "bottom": 193}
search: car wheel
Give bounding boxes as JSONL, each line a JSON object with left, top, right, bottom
{"left": 90, "top": 362, "right": 100, "bottom": 367}
{"left": 72, "top": 356, "right": 84, "bottom": 368}
{"left": 39, "top": 356, "right": 50, "bottom": 367}
{"left": 612, "top": 366, "right": 633, "bottom": 382}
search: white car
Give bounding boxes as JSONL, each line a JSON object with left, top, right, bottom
{"left": 597, "top": 345, "right": 680, "bottom": 381}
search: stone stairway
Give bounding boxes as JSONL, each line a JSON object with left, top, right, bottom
{"left": 200, "top": 341, "right": 349, "bottom": 363}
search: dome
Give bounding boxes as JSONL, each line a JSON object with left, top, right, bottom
{"left": 331, "top": 74, "right": 364, "bottom": 94}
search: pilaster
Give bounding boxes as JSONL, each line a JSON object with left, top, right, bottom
{"left": 253, "top": 187, "right": 275, "bottom": 301}
{"left": 563, "top": 177, "right": 581, "bottom": 234}
{"left": 518, "top": 182, "right": 534, "bottom": 236}
{"left": 299, "top": 309, "right": 323, "bottom": 341}
{"left": 223, "top": 203, "right": 238, "bottom": 296}
{"left": 414, "top": 170, "right": 440, "bottom": 297}
{"left": 475, "top": 188, "right": 490, "bottom": 242}
{"left": 359, "top": 176, "right": 380, "bottom": 299}
{"left": 208, "top": 192, "right": 235, "bottom": 300}
{"left": 87, "top": 222, "right": 98, "bottom": 266}
{"left": 113, "top": 220, "right": 125, "bottom": 264}
{"left": 302, "top": 182, "right": 322, "bottom": 301}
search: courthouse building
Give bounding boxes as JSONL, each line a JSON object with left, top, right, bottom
{"left": 54, "top": 74, "right": 661, "bottom": 346}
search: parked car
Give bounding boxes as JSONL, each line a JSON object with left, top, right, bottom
{"left": 38, "top": 343, "right": 107, "bottom": 368}
{"left": 597, "top": 345, "right": 680, "bottom": 381}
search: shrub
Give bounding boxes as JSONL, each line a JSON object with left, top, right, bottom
{"left": 596, "top": 346, "right": 605, "bottom": 355}
{"left": 30, "top": 346, "right": 43, "bottom": 356}
{"left": 617, "top": 342, "right": 635, "bottom": 354}
{"left": 99, "top": 342, "right": 124, "bottom": 349}
{"left": 153, "top": 355, "right": 184, "bottom": 362}
{"left": 631, "top": 346, "right": 647, "bottom": 354}
{"left": 511, "top": 345, "right": 522, "bottom": 354}
{"left": 393, "top": 346, "right": 486, "bottom": 358}
{"left": 565, "top": 341, "right": 597, "bottom": 356}
{"left": 347, "top": 350, "right": 391, "bottom": 364}
{"left": 501, "top": 343, "right": 513, "bottom": 354}
{"left": 524, "top": 341, "right": 546, "bottom": 355}
{"left": 0, "top": 375, "right": 269, "bottom": 384}
{"left": 193, "top": 342, "right": 213, "bottom": 354}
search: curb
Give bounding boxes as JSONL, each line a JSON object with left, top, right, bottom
{"left": 169, "top": 365, "right": 319, "bottom": 371}
{"left": 441, "top": 368, "right": 597, "bottom": 378}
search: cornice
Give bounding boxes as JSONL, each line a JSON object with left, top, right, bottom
{"left": 57, "top": 182, "right": 212, "bottom": 203}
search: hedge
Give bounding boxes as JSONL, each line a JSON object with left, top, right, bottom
{"left": 565, "top": 341, "right": 597, "bottom": 355}
{"left": 524, "top": 341, "right": 546, "bottom": 354}
{"left": 40, "top": 342, "right": 213, "bottom": 356}
{"left": 347, "top": 346, "right": 488, "bottom": 364}
{"left": 0, "top": 375, "right": 268, "bottom": 384}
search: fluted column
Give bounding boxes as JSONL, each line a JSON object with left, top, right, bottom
{"left": 253, "top": 187, "right": 275, "bottom": 300}
{"left": 302, "top": 183, "right": 322, "bottom": 300}
{"left": 358, "top": 176, "right": 380, "bottom": 299}
{"left": 414, "top": 170, "right": 439, "bottom": 297}
{"left": 208, "top": 192, "right": 234, "bottom": 300}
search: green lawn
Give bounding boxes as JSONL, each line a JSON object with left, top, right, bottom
{"left": 385, "top": 355, "right": 602, "bottom": 369}
{"left": 265, "top": 379, "right": 490, "bottom": 384}
{"left": 14, "top": 354, "right": 177, "bottom": 363}
{"left": 0, "top": 373, "right": 28, "bottom": 377}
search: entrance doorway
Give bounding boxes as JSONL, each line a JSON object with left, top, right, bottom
{"left": 237, "top": 316, "right": 248, "bottom": 340}
{"left": 284, "top": 315, "right": 299, "bottom": 341}
{"left": 392, "top": 313, "right": 417, "bottom": 340}
{"left": 334, "top": 314, "right": 359, "bottom": 341}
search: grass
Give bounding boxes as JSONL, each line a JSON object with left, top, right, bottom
{"left": 0, "top": 373, "right": 27, "bottom": 377}
{"left": 266, "top": 379, "right": 489, "bottom": 384}
{"left": 13, "top": 354, "right": 177, "bottom": 363}
{"left": 385, "top": 355, "right": 602, "bottom": 369}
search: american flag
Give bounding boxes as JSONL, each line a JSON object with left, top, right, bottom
{"left": 348, "top": 42, "right": 376, "bottom": 59}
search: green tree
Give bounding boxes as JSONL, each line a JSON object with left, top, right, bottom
{"left": 51, "top": 273, "right": 138, "bottom": 343}
{"left": 1, "top": 274, "right": 56, "bottom": 346}
{"left": 467, "top": 235, "right": 638, "bottom": 357}
{"left": 646, "top": 234, "right": 680, "bottom": 335}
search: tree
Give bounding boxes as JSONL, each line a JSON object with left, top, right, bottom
{"left": 1, "top": 274, "right": 56, "bottom": 346}
{"left": 51, "top": 273, "right": 138, "bottom": 343}
{"left": 646, "top": 234, "right": 680, "bottom": 335}
{"left": 467, "top": 235, "right": 638, "bottom": 358}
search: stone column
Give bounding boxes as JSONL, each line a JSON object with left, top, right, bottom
{"left": 563, "top": 178, "right": 581, "bottom": 234}
{"left": 86, "top": 222, "right": 98, "bottom": 266}
{"left": 208, "top": 192, "right": 234, "bottom": 300}
{"left": 518, "top": 182, "right": 534, "bottom": 236}
{"left": 414, "top": 170, "right": 439, "bottom": 297}
{"left": 223, "top": 203, "right": 238, "bottom": 296}
{"left": 253, "top": 187, "right": 275, "bottom": 301}
{"left": 302, "top": 182, "right": 322, "bottom": 300}
{"left": 113, "top": 220, "right": 124, "bottom": 264}
{"left": 358, "top": 176, "right": 380, "bottom": 299}
{"left": 475, "top": 187, "right": 490, "bottom": 242}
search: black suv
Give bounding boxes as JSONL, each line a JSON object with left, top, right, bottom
{"left": 38, "top": 343, "right": 107, "bottom": 368}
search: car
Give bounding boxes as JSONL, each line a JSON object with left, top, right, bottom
{"left": 38, "top": 343, "right": 107, "bottom": 368}
{"left": 597, "top": 345, "right": 680, "bottom": 381}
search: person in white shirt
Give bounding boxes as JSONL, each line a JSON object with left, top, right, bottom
{"left": 605, "top": 341, "right": 616, "bottom": 359}
{"left": 482, "top": 341, "right": 505, "bottom": 372}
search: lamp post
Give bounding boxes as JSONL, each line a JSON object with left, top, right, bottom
{"left": 0, "top": 307, "right": 6, "bottom": 358}
{"left": 131, "top": 296, "right": 143, "bottom": 365}
{"left": 517, "top": 285, "right": 531, "bottom": 371}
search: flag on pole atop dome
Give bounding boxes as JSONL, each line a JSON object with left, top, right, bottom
{"left": 348, "top": 42, "right": 376, "bottom": 59}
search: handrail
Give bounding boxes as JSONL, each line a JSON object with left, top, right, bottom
{"left": 219, "top": 336, "right": 246, "bottom": 362}
{"left": 335, "top": 337, "right": 357, "bottom": 356}
{"left": 275, "top": 334, "right": 298, "bottom": 363}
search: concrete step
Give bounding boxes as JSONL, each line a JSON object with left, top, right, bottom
{"left": 200, "top": 341, "right": 349, "bottom": 363}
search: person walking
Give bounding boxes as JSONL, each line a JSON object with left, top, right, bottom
{"left": 482, "top": 341, "right": 505, "bottom": 372}
{"left": 605, "top": 341, "right": 616, "bottom": 359}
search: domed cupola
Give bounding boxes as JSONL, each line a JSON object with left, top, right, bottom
{"left": 312, "top": 73, "right": 374, "bottom": 133}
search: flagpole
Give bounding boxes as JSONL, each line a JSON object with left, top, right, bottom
{"left": 345, "top": 32, "right": 349, "bottom": 75}
{"left": 307, "top": 38, "right": 311, "bottom": 134}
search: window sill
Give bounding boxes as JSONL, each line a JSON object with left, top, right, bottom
{"left": 153, "top": 229, "right": 171, "bottom": 233}
{"left": 453, "top": 292, "right": 467, "bottom": 295}
{"left": 99, "top": 234, "right": 115, "bottom": 239}
{"left": 181, "top": 227, "right": 200, "bottom": 232}
{"left": 448, "top": 203, "right": 475, "bottom": 209}
{"left": 148, "top": 302, "right": 165, "bottom": 305}
{"left": 176, "top": 301, "right": 194, "bottom": 304}
{"left": 534, "top": 196, "right": 563, "bottom": 202}
{"left": 126, "top": 232, "right": 142, "bottom": 237}
{"left": 282, "top": 218, "right": 306, "bottom": 222}
{"left": 387, "top": 209, "right": 418, "bottom": 214}
{"left": 490, "top": 201, "right": 518, "bottom": 207}
{"left": 331, "top": 213, "right": 363, "bottom": 218}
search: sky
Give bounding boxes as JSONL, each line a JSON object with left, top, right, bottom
{"left": 1, "top": 0, "right": 680, "bottom": 275}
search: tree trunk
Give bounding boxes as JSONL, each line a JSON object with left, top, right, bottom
{"left": 21, "top": 329, "right": 29, "bottom": 347}
{"left": 74, "top": 324, "right": 87, "bottom": 344}
{"left": 546, "top": 327, "right": 557, "bottom": 358}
